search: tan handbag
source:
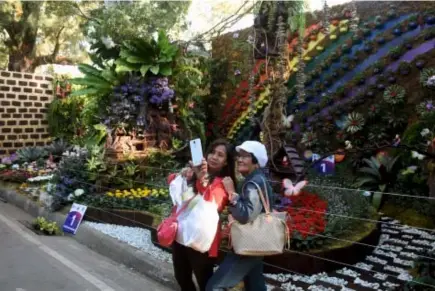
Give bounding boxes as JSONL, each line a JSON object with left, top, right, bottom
{"left": 229, "top": 179, "right": 290, "bottom": 256}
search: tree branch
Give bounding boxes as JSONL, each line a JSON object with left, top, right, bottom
{"left": 73, "top": 2, "right": 100, "bottom": 24}
{"left": 187, "top": 1, "right": 254, "bottom": 44}
{"left": 51, "top": 26, "right": 65, "bottom": 58}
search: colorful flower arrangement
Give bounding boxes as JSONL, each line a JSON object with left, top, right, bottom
{"left": 106, "top": 187, "right": 169, "bottom": 199}
{"left": 286, "top": 191, "right": 328, "bottom": 239}
{"left": 344, "top": 112, "right": 365, "bottom": 134}
{"left": 383, "top": 85, "right": 406, "bottom": 105}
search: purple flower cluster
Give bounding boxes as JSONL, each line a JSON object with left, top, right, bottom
{"left": 145, "top": 77, "right": 175, "bottom": 105}
{"left": 104, "top": 77, "right": 147, "bottom": 129}
{"left": 103, "top": 76, "right": 175, "bottom": 130}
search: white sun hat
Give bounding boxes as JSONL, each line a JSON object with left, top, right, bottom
{"left": 235, "top": 141, "right": 268, "bottom": 168}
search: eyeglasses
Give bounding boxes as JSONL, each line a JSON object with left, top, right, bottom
{"left": 236, "top": 154, "right": 252, "bottom": 160}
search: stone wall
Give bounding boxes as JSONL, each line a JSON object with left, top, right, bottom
{"left": 0, "top": 70, "right": 54, "bottom": 157}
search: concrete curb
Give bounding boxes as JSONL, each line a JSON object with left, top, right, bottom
{"left": 0, "top": 186, "right": 178, "bottom": 290}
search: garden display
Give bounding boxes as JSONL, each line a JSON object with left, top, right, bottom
{"left": 1, "top": 1, "right": 435, "bottom": 290}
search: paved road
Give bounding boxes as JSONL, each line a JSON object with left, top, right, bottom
{"left": 0, "top": 201, "right": 173, "bottom": 291}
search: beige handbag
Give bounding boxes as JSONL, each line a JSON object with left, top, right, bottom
{"left": 229, "top": 179, "right": 290, "bottom": 256}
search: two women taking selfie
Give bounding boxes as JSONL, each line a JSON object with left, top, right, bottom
{"left": 164, "top": 139, "right": 277, "bottom": 291}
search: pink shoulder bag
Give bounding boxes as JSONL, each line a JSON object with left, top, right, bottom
{"left": 157, "top": 197, "right": 194, "bottom": 247}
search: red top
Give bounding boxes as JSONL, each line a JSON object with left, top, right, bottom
{"left": 168, "top": 174, "right": 228, "bottom": 258}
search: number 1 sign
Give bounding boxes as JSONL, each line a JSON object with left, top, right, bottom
{"left": 316, "top": 155, "right": 335, "bottom": 175}
{"left": 62, "top": 203, "right": 87, "bottom": 235}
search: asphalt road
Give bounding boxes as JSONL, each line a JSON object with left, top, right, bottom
{"left": 0, "top": 201, "right": 173, "bottom": 291}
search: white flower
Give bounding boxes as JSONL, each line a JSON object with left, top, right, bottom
{"left": 421, "top": 128, "right": 430, "bottom": 137}
{"left": 427, "top": 76, "right": 435, "bottom": 88}
{"left": 74, "top": 189, "right": 85, "bottom": 197}
{"left": 101, "top": 36, "right": 115, "bottom": 49}
{"left": 27, "top": 174, "right": 53, "bottom": 182}
{"left": 233, "top": 32, "right": 239, "bottom": 38}
{"left": 11, "top": 164, "right": 19, "bottom": 170}
{"left": 362, "top": 191, "right": 371, "bottom": 197}
{"left": 67, "top": 193, "right": 75, "bottom": 201}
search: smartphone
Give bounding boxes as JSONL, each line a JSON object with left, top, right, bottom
{"left": 190, "top": 138, "right": 203, "bottom": 167}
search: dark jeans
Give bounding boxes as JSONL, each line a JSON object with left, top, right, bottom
{"left": 206, "top": 252, "right": 266, "bottom": 291}
{"left": 172, "top": 241, "right": 215, "bottom": 291}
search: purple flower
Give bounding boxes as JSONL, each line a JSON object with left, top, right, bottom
{"left": 426, "top": 101, "right": 433, "bottom": 110}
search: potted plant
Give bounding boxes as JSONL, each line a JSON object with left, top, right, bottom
{"left": 366, "top": 89, "right": 376, "bottom": 98}
{"left": 426, "top": 14, "right": 435, "bottom": 25}
{"left": 408, "top": 15, "right": 418, "bottom": 30}
{"left": 332, "top": 68, "right": 341, "bottom": 78}
{"left": 362, "top": 27, "right": 371, "bottom": 37}
{"left": 387, "top": 75, "right": 397, "bottom": 84}
{"left": 331, "top": 51, "right": 341, "bottom": 63}
{"left": 377, "top": 83, "right": 386, "bottom": 91}
{"left": 389, "top": 46, "right": 402, "bottom": 60}
{"left": 375, "top": 16, "right": 384, "bottom": 28}
{"left": 372, "top": 60, "right": 384, "bottom": 74}
{"left": 383, "top": 84, "right": 406, "bottom": 105}
{"left": 398, "top": 61, "right": 411, "bottom": 75}
{"left": 416, "top": 59, "right": 426, "bottom": 70}
{"left": 393, "top": 24, "right": 402, "bottom": 36}
{"left": 387, "top": 9, "right": 397, "bottom": 20}
{"left": 353, "top": 72, "right": 366, "bottom": 85}
{"left": 377, "top": 36, "right": 386, "bottom": 45}
{"left": 341, "top": 44, "right": 351, "bottom": 54}
{"left": 363, "top": 41, "right": 373, "bottom": 53}
{"left": 335, "top": 86, "right": 346, "bottom": 99}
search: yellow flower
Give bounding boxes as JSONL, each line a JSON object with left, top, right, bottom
{"left": 115, "top": 193, "right": 122, "bottom": 198}
{"left": 107, "top": 192, "right": 114, "bottom": 197}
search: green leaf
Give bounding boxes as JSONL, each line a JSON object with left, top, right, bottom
{"left": 353, "top": 177, "right": 376, "bottom": 188}
{"left": 77, "top": 64, "right": 102, "bottom": 77}
{"left": 68, "top": 88, "right": 100, "bottom": 97}
{"left": 372, "top": 192, "right": 383, "bottom": 209}
{"left": 101, "top": 69, "right": 117, "bottom": 82}
{"left": 115, "top": 59, "right": 140, "bottom": 73}
{"left": 126, "top": 56, "right": 150, "bottom": 64}
{"left": 150, "top": 65, "right": 160, "bottom": 75}
{"left": 140, "top": 65, "right": 151, "bottom": 76}
{"left": 159, "top": 64, "right": 172, "bottom": 76}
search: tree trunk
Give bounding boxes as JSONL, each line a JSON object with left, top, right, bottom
{"left": 7, "top": 51, "right": 35, "bottom": 72}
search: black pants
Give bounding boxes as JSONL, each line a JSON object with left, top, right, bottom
{"left": 172, "top": 241, "right": 215, "bottom": 291}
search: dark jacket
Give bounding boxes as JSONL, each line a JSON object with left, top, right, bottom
{"left": 228, "top": 169, "right": 274, "bottom": 224}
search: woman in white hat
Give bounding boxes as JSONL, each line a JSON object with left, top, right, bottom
{"left": 206, "top": 140, "right": 272, "bottom": 291}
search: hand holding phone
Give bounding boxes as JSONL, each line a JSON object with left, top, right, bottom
{"left": 190, "top": 138, "right": 203, "bottom": 167}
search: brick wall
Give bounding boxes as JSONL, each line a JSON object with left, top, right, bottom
{"left": 0, "top": 70, "right": 54, "bottom": 157}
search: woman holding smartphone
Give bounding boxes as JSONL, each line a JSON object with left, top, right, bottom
{"left": 170, "top": 139, "right": 235, "bottom": 291}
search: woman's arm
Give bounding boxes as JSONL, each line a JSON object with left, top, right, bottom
{"left": 228, "top": 182, "right": 262, "bottom": 224}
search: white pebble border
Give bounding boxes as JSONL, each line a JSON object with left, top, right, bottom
{"left": 85, "top": 222, "right": 173, "bottom": 263}
{"left": 85, "top": 217, "right": 435, "bottom": 290}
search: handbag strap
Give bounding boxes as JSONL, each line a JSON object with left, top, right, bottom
{"left": 246, "top": 178, "right": 270, "bottom": 214}
{"left": 174, "top": 195, "right": 196, "bottom": 218}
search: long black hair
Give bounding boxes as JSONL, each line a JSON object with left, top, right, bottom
{"left": 205, "top": 138, "right": 236, "bottom": 184}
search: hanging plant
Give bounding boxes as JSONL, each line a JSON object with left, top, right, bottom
{"left": 383, "top": 85, "right": 406, "bottom": 104}
{"left": 367, "top": 104, "right": 380, "bottom": 118}
{"left": 420, "top": 68, "right": 435, "bottom": 89}
{"left": 416, "top": 100, "right": 435, "bottom": 118}
{"left": 301, "top": 131, "right": 318, "bottom": 148}
{"left": 344, "top": 112, "right": 365, "bottom": 133}
{"left": 382, "top": 111, "right": 407, "bottom": 129}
